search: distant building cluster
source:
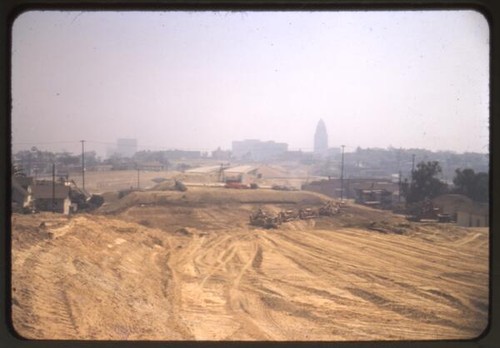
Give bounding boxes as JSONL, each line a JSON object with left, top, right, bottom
{"left": 107, "top": 138, "right": 138, "bottom": 158}
{"left": 12, "top": 119, "right": 489, "bottom": 230}
{"left": 117, "top": 138, "right": 138, "bottom": 157}
{"left": 101, "top": 120, "right": 331, "bottom": 162}
{"left": 232, "top": 139, "right": 288, "bottom": 161}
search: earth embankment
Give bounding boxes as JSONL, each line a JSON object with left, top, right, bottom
{"left": 11, "top": 187, "right": 489, "bottom": 340}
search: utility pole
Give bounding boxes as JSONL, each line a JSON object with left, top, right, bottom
{"left": 219, "top": 163, "right": 224, "bottom": 183}
{"left": 397, "top": 148, "right": 402, "bottom": 203}
{"left": 398, "top": 170, "right": 402, "bottom": 203}
{"left": 411, "top": 154, "right": 416, "bottom": 184}
{"left": 137, "top": 166, "right": 140, "bottom": 189}
{"left": 52, "top": 163, "right": 56, "bottom": 213}
{"left": 340, "top": 145, "right": 345, "bottom": 201}
{"left": 81, "top": 140, "right": 85, "bottom": 191}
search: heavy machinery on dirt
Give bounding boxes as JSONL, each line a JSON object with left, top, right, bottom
{"left": 405, "top": 199, "right": 442, "bottom": 222}
{"left": 279, "top": 209, "right": 299, "bottom": 222}
{"left": 249, "top": 209, "right": 281, "bottom": 229}
{"left": 250, "top": 200, "right": 343, "bottom": 229}
{"left": 298, "top": 208, "right": 318, "bottom": 220}
{"left": 225, "top": 182, "right": 249, "bottom": 189}
{"left": 174, "top": 180, "right": 187, "bottom": 192}
{"left": 318, "top": 201, "right": 341, "bottom": 216}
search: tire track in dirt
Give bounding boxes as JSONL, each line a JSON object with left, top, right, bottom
{"left": 12, "top": 205, "right": 489, "bottom": 340}
{"left": 327, "top": 229, "right": 486, "bottom": 322}
{"left": 225, "top": 239, "right": 295, "bottom": 340}
{"left": 326, "top": 229, "right": 487, "bottom": 286}
{"left": 245, "top": 233, "right": 347, "bottom": 338}
{"left": 199, "top": 243, "right": 239, "bottom": 287}
{"left": 226, "top": 240, "right": 274, "bottom": 339}
{"left": 254, "top": 226, "right": 488, "bottom": 339}
{"left": 264, "top": 232, "right": 357, "bottom": 283}
{"left": 163, "top": 250, "right": 195, "bottom": 339}
{"left": 371, "top": 273, "right": 474, "bottom": 315}
{"left": 337, "top": 228, "right": 488, "bottom": 267}
{"left": 345, "top": 287, "right": 474, "bottom": 333}
{"left": 166, "top": 231, "right": 270, "bottom": 339}
{"left": 18, "top": 244, "right": 80, "bottom": 338}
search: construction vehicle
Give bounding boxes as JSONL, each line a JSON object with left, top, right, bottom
{"left": 279, "top": 209, "right": 298, "bottom": 222}
{"left": 271, "top": 184, "right": 297, "bottom": 191}
{"left": 174, "top": 180, "right": 187, "bottom": 192}
{"left": 225, "top": 182, "right": 249, "bottom": 189}
{"left": 405, "top": 199, "right": 440, "bottom": 222}
{"left": 318, "top": 201, "right": 340, "bottom": 216}
{"left": 299, "top": 208, "right": 318, "bottom": 220}
{"left": 250, "top": 209, "right": 281, "bottom": 229}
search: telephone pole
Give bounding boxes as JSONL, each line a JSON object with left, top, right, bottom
{"left": 81, "top": 140, "right": 85, "bottom": 190}
{"left": 52, "top": 163, "right": 56, "bottom": 213}
{"left": 340, "top": 145, "right": 345, "bottom": 201}
{"left": 411, "top": 154, "right": 416, "bottom": 184}
{"left": 397, "top": 148, "right": 402, "bottom": 203}
{"left": 137, "top": 166, "right": 140, "bottom": 189}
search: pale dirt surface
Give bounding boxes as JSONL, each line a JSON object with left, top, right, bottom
{"left": 65, "top": 170, "right": 180, "bottom": 194}
{"left": 11, "top": 187, "right": 489, "bottom": 341}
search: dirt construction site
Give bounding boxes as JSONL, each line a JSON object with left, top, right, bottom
{"left": 11, "top": 186, "right": 489, "bottom": 341}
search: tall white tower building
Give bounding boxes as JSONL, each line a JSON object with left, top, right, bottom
{"left": 314, "top": 119, "right": 328, "bottom": 153}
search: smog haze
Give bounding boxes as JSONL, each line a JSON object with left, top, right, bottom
{"left": 11, "top": 10, "right": 489, "bottom": 157}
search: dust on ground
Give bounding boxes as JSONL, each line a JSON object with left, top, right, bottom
{"left": 11, "top": 187, "right": 489, "bottom": 340}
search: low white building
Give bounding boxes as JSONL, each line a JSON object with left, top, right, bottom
{"left": 33, "top": 182, "right": 71, "bottom": 215}
{"left": 457, "top": 203, "right": 489, "bottom": 227}
{"left": 223, "top": 165, "right": 260, "bottom": 184}
{"left": 12, "top": 176, "right": 34, "bottom": 212}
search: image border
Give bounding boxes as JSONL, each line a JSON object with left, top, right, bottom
{"left": 1, "top": 1, "right": 498, "bottom": 348}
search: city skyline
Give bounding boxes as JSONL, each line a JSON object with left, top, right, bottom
{"left": 11, "top": 10, "right": 489, "bottom": 157}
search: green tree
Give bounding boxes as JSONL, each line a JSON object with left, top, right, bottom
{"left": 56, "top": 152, "right": 80, "bottom": 166}
{"left": 453, "top": 168, "right": 489, "bottom": 202}
{"left": 11, "top": 162, "right": 26, "bottom": 177}
{"left": 404, "top": 161, "right": 448, "bottom": 203}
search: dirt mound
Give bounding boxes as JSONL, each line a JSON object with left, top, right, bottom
{"left": 11, "top": 213, "right": 63, "bottom": 249}
{"left": 97, "top": 187, "right": 331, "bottom": 215}
{"left": 257, "top": 165, "right": 290, "bottom": 178}
{"left": 151, "top": 179, "right": 188, "bottom": 191}
{"left": 11, "top": 211, "right": 488, "bottom": 340}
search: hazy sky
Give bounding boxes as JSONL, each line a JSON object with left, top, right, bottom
{"left": 11, "top": 10, "right": 489, "bottom": 157}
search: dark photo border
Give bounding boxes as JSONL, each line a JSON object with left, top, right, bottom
{"left": 1, "top": 1, "right": 498, "bottom": 348}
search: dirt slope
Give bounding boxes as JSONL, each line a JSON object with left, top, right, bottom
{"left": 11, "top": 192, "right": 488, "bottom": 341}
{"left": 97, "top": 187, "right": 329, "bottom": 214}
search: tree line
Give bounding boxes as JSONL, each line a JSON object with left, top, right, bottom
{"left": 402, "top": 161, "right": 489, "bottom": 204}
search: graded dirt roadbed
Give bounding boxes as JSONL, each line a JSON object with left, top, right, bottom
{"left": 11, "top": 189, "right": 488, "bottom": 340}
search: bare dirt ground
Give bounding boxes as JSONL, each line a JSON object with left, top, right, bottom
{"left": 11, "top": 187, "right": 489, "bottom": 340}
{"left": 57, "top": 170, "right": 180, "bottom": 194}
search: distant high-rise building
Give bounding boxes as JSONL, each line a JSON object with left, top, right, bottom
{"left": 314, "top": 119, "right": 328, "bottom": 153}
{"left": 116, "top": 138, "right": 138, "bottom": 158}
{"left": 232, "top": 139, "right": 288, "bottom": 161}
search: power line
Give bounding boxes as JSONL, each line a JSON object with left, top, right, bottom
{"left": 12, "top": 141, "right": 79, "bottom": 145}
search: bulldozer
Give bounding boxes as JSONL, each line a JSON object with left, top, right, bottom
{"left": 318, "top": 201, "right": 340, "bottom": 216}
{"left": 405, "top": 199, "right": 440, "bottom": 222}
{"left": 298, "top": 208, "right": 318, "bottom": 220}
{"left": 250, "top": 209, "right": 281, "bottom": 229}
{"left": 279, "top": 209, "right": 299, "bottom": 222}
